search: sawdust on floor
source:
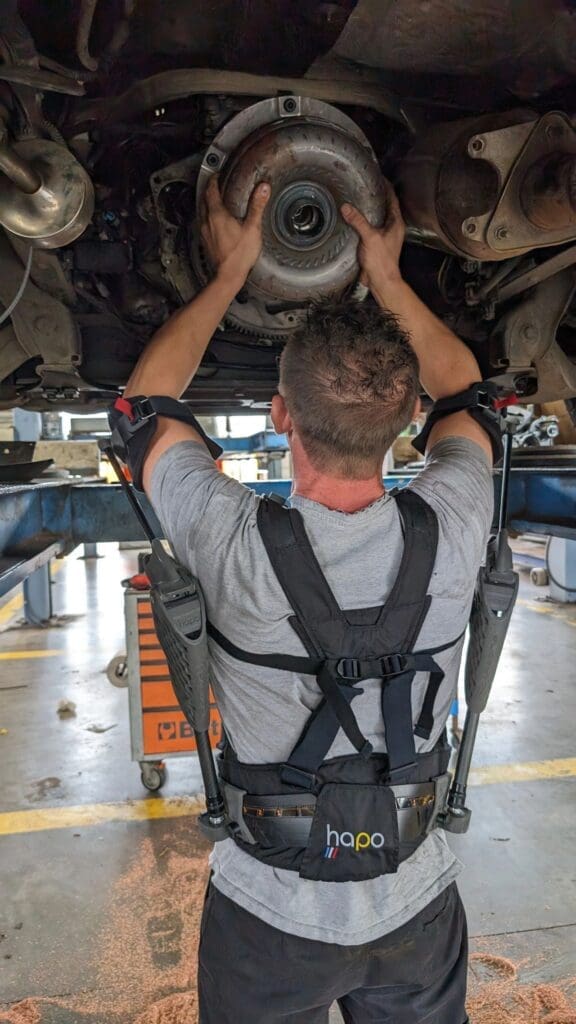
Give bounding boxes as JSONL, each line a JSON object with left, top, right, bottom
{"left": 2, "top": 849, "right": 576, "bottom": 1024}
{"left": 468, "top": 953, "right": 576, "bottom": 1024}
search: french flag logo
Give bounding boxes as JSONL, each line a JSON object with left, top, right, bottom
{"left": 324, "top": 846, "right": 339, "bottom": 860}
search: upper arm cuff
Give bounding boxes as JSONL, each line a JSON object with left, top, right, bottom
{"left": 413, "top": 383, "right": 509, "bottom": 464}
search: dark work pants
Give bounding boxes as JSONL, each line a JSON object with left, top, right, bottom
{"left": 198, "top": 881, "right": 469, "bottom": 1023}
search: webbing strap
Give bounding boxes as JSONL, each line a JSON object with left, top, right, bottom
{"left": 381, "top": 490, "right": 439, "bottom": 647}
{"left": 108, "top": 394, "right": 223, "bottom": 490}
{"left": 280, "top": 691, "right": 358, "bottom": 789}
{"left": 415, "top": 672, "right": 445, "bottom": 739}
{"left": 256, "top": 491, "right": 439, "bottom": 648}
{"left": 207, "top": 621, "right": 321, "bottom": 674}
{"left": 381, "top": 671, "right": 418, "bottom": 773}
{"left": 412, "top": 381, "right": 504, "bottom": 463}
{"left": 256, "top": 499, "right": 346, "bottom": 636}
{"left": 316, "top": 665, "right": 372, "bottom": 758}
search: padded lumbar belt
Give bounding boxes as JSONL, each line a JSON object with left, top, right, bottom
{"left": 108, "top": 394, "right": 223, "bottom": 490}
{"left": 212, "top": 489, "right": 464, "bottom": 882}
{"left": 221, "top": 775, "right": 451, "bottom": 858}
{"left": 412, "top": 382, "right": 515, "bottom": 464}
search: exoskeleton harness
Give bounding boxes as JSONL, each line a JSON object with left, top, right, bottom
{"left": 105, "top": 381, "right": 518, "bottom": 879}
{"left": 211, "top": 491, "right": 460, "bottom": 882}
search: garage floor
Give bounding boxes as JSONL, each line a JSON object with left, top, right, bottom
{"left": 0, "top": 544, "right": 575, "bottom": 1023}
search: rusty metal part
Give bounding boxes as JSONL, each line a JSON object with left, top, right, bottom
{"left": 0, "top": 139, "right": 94, "bottom": 249}
{"left": 76, "top": 0, "right": 100, "bottom": 72}
{"left": 521, "top": 153, "right": 576, "bottom": 231}
{"left": 400, "top": 110, "right": 576, "bottom": 261}
{"left": 400, "top": 110, "right": 530, "bottom": 259}
{"left": 71, "top": 67, "right": 406, "bottom": 128}
{"left": 317, "top": 0, "right": 576, "bottom": 97}
{"left": 494, "top": 269, "right": 576, "bottom": 405}
{"left": 194, "top": 95, "right": 386, "bottom": 336}
{"left": 481, "top": 112, "right": 576, "bottom": 254}
{"left": 150, "top": 153, "right": 200, "bottom": 303}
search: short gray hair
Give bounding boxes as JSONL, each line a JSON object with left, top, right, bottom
{"left": 279, "top": 301, "right": 419, "bottom": 478}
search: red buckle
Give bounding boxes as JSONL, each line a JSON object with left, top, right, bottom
{"left": 114, "top": 396, "right": 134, "bottom": 421}
{"left": 494, "top": 394, "right": 518, "bottom": 410}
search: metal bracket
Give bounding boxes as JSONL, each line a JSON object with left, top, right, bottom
{"left": 475, "top": 112, "right": 576, "bottom": 252}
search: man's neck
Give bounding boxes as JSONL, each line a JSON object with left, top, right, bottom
{"left": 291, "top": 453, "right": 385, "bottom": 513}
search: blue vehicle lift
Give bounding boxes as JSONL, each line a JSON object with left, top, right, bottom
{"left": 1, "top": 460, "right": 575, "bottom": 605}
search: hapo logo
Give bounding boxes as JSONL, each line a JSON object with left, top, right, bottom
{"left": 323, "top": 824, "right": 386, "bottom": 859}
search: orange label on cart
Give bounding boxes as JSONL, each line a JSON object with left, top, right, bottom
{"left": 137, "top": 595, "right": 223, "bottom": 755}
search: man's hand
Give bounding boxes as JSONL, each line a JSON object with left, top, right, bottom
{"left": 341, "top": 182, "right": 405, "bottom": 289}
{"left": 342, "top": 180, "right": 491, "bottom": 462}
{"left": 201, "top": 176, "right": 270, "bottom": 285}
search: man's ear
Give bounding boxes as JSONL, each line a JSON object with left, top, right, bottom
{"left": 271, "top": 393, "right": 292, "bottom": 435}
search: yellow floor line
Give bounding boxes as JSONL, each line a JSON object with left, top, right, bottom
{"left": 0, "top": 757, "right": 574, "bottom": 837}
{"left": 0, "top": 592, "right": 23, "bottom": 626}
{"left": 0, "top": 649, "right": 64, "bottom": 660}
{"left": 516, "top": 597, "right": 576, "bottom": 627}
{"left": 0, "top": 796, "right": 204, "bottom": 836}
{"left": 469, "top": 756, "right": 576, "bottom": 787}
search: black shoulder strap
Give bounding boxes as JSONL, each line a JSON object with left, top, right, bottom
{"left": 257, "top": 490, "right": 439, "bottom": 654}
{"left": 256, "top": 497, "right": 347, "bottom": 649}
{"left": 377, "top": 488, "right": 439, "bottom": 648}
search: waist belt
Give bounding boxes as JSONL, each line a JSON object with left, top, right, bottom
{"left": 222, "top": 774, "right": 451, "bottom": 852}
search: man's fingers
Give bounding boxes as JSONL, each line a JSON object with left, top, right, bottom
{"left": 385, "top": 186, "right": 403, "bottom": 229}
{"left": 341, "top": 202, "right": 373, "bottom": 239}
{"left": 245, "top": 182, "right": 271, "bottom": 227}
{"left": 205, "top": 175, "right": 225, "bottom": 213}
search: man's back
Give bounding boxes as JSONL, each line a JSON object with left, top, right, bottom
{"left": 151, "top": 432, "right": 493, "bottom": 945}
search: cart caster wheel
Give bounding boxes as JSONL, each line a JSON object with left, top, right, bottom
{"left": 107, "top": 654, "right": 128, "bottom": 687}
{"left": 530, "top": 567, "right": 549, "bottom": 587}
{"left": 140, "top": 762, "right": 166, "bottom": 791}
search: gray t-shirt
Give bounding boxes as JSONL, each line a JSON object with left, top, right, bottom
{"left": 150, "top": 436, "right": 493, "bottom": 945}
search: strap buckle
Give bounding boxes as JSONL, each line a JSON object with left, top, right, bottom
{"left": 380, "top": 653, "right": 408, "bottom": 677}
{"left": 130, "top": 397, "right": 156, "bottom": 423}
{"left": 475, "top": 387, "right": 494, "bottom": 410}
{"left": 336, "top": 658, "right": 362, "bottom": 680}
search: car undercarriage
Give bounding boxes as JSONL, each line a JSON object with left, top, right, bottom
{"left": 0, "top": 0, "right": 575, "bottom": 414}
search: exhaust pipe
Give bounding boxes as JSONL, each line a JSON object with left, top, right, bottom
{"left": 0, "top": 132, "right": 94, "bottom": 248}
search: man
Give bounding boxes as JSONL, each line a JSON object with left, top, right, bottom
{"left": 120, "top": 177, "right": 493, "bottom": 1023}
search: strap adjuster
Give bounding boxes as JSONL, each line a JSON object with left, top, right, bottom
{"left": 475, "top": 388, "right": 493, "bottom": 410}
{"left": 130, "top": 397, "right": 156, "bottom": 422}
{"left": 336, "top": 658, "right": 362, "bottom": 680}
{"left": 380, "top": 653, "right": 408, "bottom": 676}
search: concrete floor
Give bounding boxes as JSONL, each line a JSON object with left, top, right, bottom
{"left": 0, "top": 543, "right": 575, "bottom": 1022}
